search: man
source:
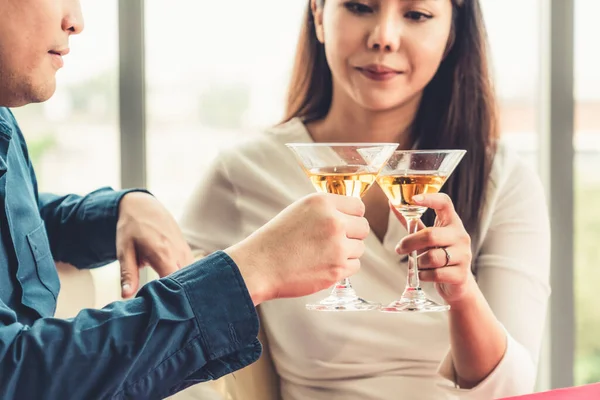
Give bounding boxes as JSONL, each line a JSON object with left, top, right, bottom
{"left": 0, "top": 0, "right": 369, "bottom": 398}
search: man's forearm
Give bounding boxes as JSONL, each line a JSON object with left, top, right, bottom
{"left": 0, "top": 251, "right": 260, "bottom": 399}
{"left": 39, "top": 188, "right": 147, "bottom": 268}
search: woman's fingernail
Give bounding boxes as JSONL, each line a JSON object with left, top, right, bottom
{"left": 412, "top": 195, "right": 424, "bottom": 202}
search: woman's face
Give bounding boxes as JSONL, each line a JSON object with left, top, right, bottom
{"left": 313, "top": 0, "right": 454, "bottom": 112}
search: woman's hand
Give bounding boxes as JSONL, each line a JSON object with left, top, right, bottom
{"left": 394, "top": 193, "right": 477, "bottom": 305}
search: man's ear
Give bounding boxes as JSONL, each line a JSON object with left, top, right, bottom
{"left": 311, "top": 0, "right": 325, "bottom": 43}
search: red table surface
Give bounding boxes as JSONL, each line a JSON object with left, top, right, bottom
{"left": 498, "top": 383, "right": 600, "bottom": 399}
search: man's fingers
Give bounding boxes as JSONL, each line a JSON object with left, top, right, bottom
{"left": 344, "top": 258, "right": 361, "bottom": 276}
{"left": 331, "top": 194, "right": 366, "bottom": 217}
{"left": 179, "top": 244, "right": 194, "bottom": 268}
{"left": 343, "top": 215, "right": 370, "bottom": 240}
{"left": 346, "top": 238, "right": 366, "bottom": 260}
{"left": 118, "top": 246, "right": 139, "bottom": 299}
{"left": 144, "top": 247, "right": 179, "bottom": 278}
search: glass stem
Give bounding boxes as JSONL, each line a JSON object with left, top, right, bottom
{"left": 333, "top": 278, "right": 353, "bottom": 292}
{"left": 405, "top": 216, "right": 421, "bottom": 290}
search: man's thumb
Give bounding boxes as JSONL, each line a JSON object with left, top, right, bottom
{"left": 119, "top": 247, "right": 140, "bottom": 299}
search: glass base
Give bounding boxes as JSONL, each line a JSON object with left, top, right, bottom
{"left": 380, "top": 287, "right": 449, "bottom": 313}
{"left": 380, "top": 298, "right": 450, "bottom": 313}
{"left": 306, "top": 294, "right": 380, "bottom": 312}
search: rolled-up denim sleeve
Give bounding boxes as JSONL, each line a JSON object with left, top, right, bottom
{"left": 38, "top": 187, "right": 148, "bottom": 269}
{"left": 0, "top": 251, "right": 261, "bottom": 400}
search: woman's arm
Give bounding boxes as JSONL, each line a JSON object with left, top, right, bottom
{"left": 397, "top": 153, "right": 550, "bottom": 398}
{"left": 446, "top": 277, "right": 508, "bottom": 388}
{"left": 449, "top": 155, "right": 550, "bottom": 395}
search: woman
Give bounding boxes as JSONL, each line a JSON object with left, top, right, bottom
{"left": 180, "top": 0, "right": 550, "bottom": 399}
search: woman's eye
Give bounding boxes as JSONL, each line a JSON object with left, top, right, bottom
{"left": 344, "top": 2, "right": 373, "bottom": 15}
{"left": 405, "top": 11, "right": 433, "bottom": 22}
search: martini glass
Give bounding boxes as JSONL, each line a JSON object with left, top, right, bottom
{"left": 376, "top": 150, "right": 466, "bottom": 313}
{"left": 286, "top": 142, "right": 398, "bottom": 311}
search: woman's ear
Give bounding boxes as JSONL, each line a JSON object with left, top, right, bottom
{"left": 311, "top": 0, "right": 325, "bottom": 43}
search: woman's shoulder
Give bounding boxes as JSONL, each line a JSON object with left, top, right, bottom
{"left": 209, "top": 118, "right": 312, "bottom": 183}
{"left": 220, "top": 118, "right": 310, "bottom": 157}
{"left": 473, "top": 140, "right": 549, "bottom": 256}
{"left": 487, "top": 141, "right": 542, "bottom": 194}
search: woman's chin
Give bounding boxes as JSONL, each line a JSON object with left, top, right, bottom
{"left": 352, "top": 90, "right": 421, "bottom": 113}
{"left": 358, "top": 99, "right": 413, "bottom": 113}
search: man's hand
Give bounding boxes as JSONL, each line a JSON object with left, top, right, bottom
{"left": 117, "top": 192, "right": 193, "bottom": 298}
{"left": 225, "top": 193, "right": 369, "bottom": 305}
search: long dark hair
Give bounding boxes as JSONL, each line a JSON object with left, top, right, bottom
{"left": 283, "top": 0, "right": 499, "bottom": 235}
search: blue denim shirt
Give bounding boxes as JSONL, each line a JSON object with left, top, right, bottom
{"left": 0, "top": 107, "right": 261, "bottom": 399}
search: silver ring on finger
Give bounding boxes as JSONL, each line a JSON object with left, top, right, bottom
{"left": 441, "top": 247, "right": 451, "bottom": 267}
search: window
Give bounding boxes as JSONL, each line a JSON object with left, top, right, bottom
{"left": 145, "top": 0, "right": 306, "bottom": 217}
{"left": 481, "top": 0, "right": 541, "bottom": 170}
{"left": 574, "top": 0, "right": 600, "bottom": 385}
